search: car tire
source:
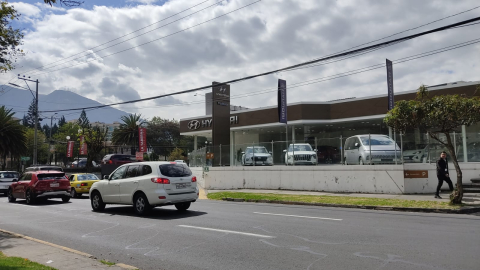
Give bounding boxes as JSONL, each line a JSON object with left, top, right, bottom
{"left": 91, "top": 191, "right": 106, "bottom": 212}
{"left": 7, "top": 188, "right": 16, "bottom": 203}
{"left": 25, "top": 190, "right": 36, "bottom": 205}
{"left": 133, "top": 193, "right": 151, "bottom": 216}
{"left": 175, "top": 202, "right": 191, "bottom": 211}
{"left": 62, "top": 196, "right": 70, "bottom": 203}
{"left": 71, "top": 188, "right": 77, "bottom": 198}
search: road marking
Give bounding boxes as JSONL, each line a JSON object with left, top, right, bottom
{"left": 6, "top": 203, "right": 38, "bottom": 208}
{"left": 253, "top": 212, "right": 342, "bottom": 221}
{"left": 178, "top": 225, "right": 275, "bottom": 238}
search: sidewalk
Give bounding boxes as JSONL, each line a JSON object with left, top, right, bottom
{"left": 0, "top": 230, "right": 137, "bottom": 270}
{"left": 207, "top": 189, "right": 454, "bottom": 202}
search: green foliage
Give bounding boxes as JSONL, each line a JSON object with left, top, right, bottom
{"left": 24, "top": 127, "right": 49, "bottom": 165}
{"left": 168, "top": 147, "right": 184, "bottom": 161}
{"left": 81, "top": 126, "right": 107, "bottom": 170}
{"left": 58, "top": 115, "right": 66, "bottom": 127}
{"left": 53, "top": 122, "right": 80, "bottom": 165}
{"left": 0, "top": 251, "right": 58, "bottom": 270}
{"left": 0, "top": 1, "right": 23, "bottom": 73}
{"left": 0, "top": 105, "right": 27, "bottom": 159}
{"left": 23, "top": 99, "right": 36, "bottom": 128}
{"left": 43, "top": 0, "right": 83, "bottom": 7}
{"left": 77, "top": 109, "right": 90, "bottom": 129}
{"left": 112, "top": 114, "right": 143, "bottom": 155}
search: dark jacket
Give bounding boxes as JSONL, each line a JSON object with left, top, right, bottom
{"left": 436, "top": 158, "right": 449, "bottom": 176}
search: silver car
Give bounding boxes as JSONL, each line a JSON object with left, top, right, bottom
{"left": 283, "top": 143, "right": 317, "bottom": 165}
{"left": 242, "top": 146, "right": 273, "bottom": 166}
{"left": 0, "top": 171, "right": 20, "bottom": 196}
{"left": 344, "top": 135, "right": 401, "bottom": 165}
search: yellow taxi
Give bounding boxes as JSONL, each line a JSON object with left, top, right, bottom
{"left": 68, "top": 173, "right": 100, "bottom": 198}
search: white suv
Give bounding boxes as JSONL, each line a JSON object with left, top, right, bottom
{"left": 89, "top": 161, "right": 198, "bottom": 215}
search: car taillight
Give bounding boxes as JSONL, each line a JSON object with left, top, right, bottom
{"left": 81, "top": 183, "right": 88, "bottom": 186}
{"left": 170, "top": 162, "right": 176, "bottom": 164}
{"left": 192, "top": 176, "right": 197, "bottom": 182}
{"left": 108, "top": 160, "right": 112, "bottom": 164}
{"left": 151, "top": 178, "right": 170, "bottom": 184}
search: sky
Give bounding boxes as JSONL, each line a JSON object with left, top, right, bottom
{"left": 1, "top": 0, "right": 479, "bottom": 122}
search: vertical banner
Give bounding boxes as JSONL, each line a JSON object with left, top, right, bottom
{"left": 67, "top": 141, "right": 74, "bottom": 157}
{"left": 212, "top": 81, "right": 230, "bottom": 167}
{"left": 136, "top": 152, "right": 144, "bottom": 161}
{"left": 138, "top": 127, "right": 147, "bottom": 152}
{"left": 386, "top": 59, "right": 394, "bottom": 110}
{"left": 79, "top": 136, "right": 88, "bottom": 155}
{"left": 278, "top": 79, "right": 287, "bottom": 123}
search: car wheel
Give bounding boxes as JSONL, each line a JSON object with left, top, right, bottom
{"left": 133, "top": 193, "right": 151, "bottom": 216}
{"left": 91, "top": 191, "right": 106, "bottom": 212}
{"left": 359, "top": 158, "right": 364, "bottom": 165}
{"left": 71, "top": 188, "right": 77, "bottom": 198}
{"left": 7, "top": 188, "right": 16, "bottom": 202}
{"left": 175, "top": 202, "right": 191, "bottom": 211}
{"left": 62, "top": 196, "right": 70, "bottom": 203}
{"left": 25, "top": 190, "right": 36, "bottom": 205}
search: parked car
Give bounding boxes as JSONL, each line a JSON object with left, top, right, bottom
{"left": 68, "top": 173, "right": 100, "bottom": 198}
{"left": 0, "top": 171, "right": 20, "bottom": 196}
{"left": 344, "top": 134, "right": 401, "bottom": 165}
{"left": 100, "top": 154, "right": 137, "bottom": 179}
{"left": 403, "top": 144, "right": 428, "bottom": 163}
{"left": 24, "top": 165, "right": 63, "bottom": 173}
{"left": 8, "top": 171, "right": 71, "bottom": 204}
{"left": 241, "top": 146, "right": 273, "bottom": 166}
{"left": 70, "top": 159, "right": 99, "bottom": 168}
{"left": 90, "top": 161, "right": 198, "bottom": 215}
{"left": 316, "top": 145, "right": 341, "bottom": 164}
{"left": 283, "top": 143, "right": 317, "bottom": 165}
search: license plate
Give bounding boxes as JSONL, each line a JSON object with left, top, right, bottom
{"left": 176, "top": 183, "right": 191, "bottom": 189}
{"left": 50, "top": 183, "right": 59, "bottom": 187}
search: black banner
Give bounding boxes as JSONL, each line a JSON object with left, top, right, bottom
{"left": 212, "top": 81, "right": 230, "bottom": 166}
{"left": 386, "top": 59, "right": 394, "bottom": 110}
{"left": 278, "top": 79, "right": 287, "bottom": 123}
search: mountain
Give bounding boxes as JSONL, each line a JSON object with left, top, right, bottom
{"left": 0, "top": 88, "right": 129, "bottom": 123}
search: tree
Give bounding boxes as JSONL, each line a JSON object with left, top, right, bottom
{"left": 51, "top": 123, "right": 59, "bottom": 137}
{"left": 58, "top": 115, "right": 66, "bottom": 127}
{"left": 53, "top": 122, "right": 80, "bottom": 166}
{"left": 0, "top": 1, "right": 23, "bottom": 73}
{"left": 0, "top": 106, "right": 27, "bottom": 169}
{"left": 43, "top": 0, "right": 83, "bottom": 7}
{"left": 384, "top": 85, "right": 480, "bottom": 204}
{"left": 24, "top": 99, "right": 35, "bottom": 128}
{"left": 42, "top": 124, "right": 50, "bottom": 138}
{"left": 81, "top": 126, "right": 107, "bottom": 171}
{"left": 24, "top": 127, "right": 49, "bottom": 165}
{"left": 112, "top": 114, "right": 143, "bottom": 155}
{"left": 77, "top": 109, "right": 90, "bottom": 129}
{"left": 147, "top": 117, "right": 181, "bottom": 157}
{"left": 168, "top": 147, "right": 184, "bottom": 161}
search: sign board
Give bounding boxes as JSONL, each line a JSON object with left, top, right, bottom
{"left": 212, "top": 81, "right": 230, "bottom": 166}
{"left": 277, "top": 79, "right": 287, "bottom": 123}
{"left": 79, "top": 136, "right": 87, "bottom": 155}
{"left": 21, "top": 156, "right": 30, "bottom": 161}
{"left": 138, "top": 127, "right": 147, "bottom": 152}
{"left": 386, "top": 59, "right": 394, "bottom": 110}
{"left": 67, "top": 141, "right": 75, "bottom": 157}
{"left": 206, "top": 153, "right": 214, "bottom": 159}
{"left": 404, "top": 170, "right": 428, "bottom": 178}
{"left": 136, "top": 152, "right": 144, "bottom": 161}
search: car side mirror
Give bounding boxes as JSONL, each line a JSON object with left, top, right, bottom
{"left": 355, "top": 143, "right": 359, "bottom": 147}
{"left": 12, "top": 178, "right": 18, "bottom": 182}
{"left": 103, "top": 175, "right": 109, "bottom": 180}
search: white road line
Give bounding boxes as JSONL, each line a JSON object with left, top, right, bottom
{"left": 178, "top": 225, "right": 275, "bottom": 238}
{"left": 253, "top": 212, "right": 342, "bottom": 221}
{"left": 6, "top": 203, "right": 38, "bottom": 208}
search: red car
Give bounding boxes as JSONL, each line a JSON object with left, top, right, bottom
{"left": 8, "top": 171, "right": 71, "bottom": 204}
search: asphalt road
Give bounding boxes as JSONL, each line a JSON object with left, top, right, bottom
{"left": 0, "top": 195, "right": 479, "bottom": 270}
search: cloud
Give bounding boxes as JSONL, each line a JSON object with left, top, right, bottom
{"left": 126, "top": 0, "right": 159, "bottom": 4}
{"left": 11, "top": 2, "right": 41, "bottom": 17}
{"left": 4, "top": 0, "right": 480, "bottom": 123}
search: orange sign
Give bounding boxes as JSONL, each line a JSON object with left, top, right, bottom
{"left": 404, "top": 170, "right": 428, "bottom": 178}
{"left": 206, "top": 153, "right": 214, "bottom": 159}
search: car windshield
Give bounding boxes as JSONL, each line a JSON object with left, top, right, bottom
{"left": 251, "top": 147, "right": 268, "bottom": 153}
{"left": 0, "top": 172, "right": 19, "bottom": 178}
{"left": 37, "top": 173, "right": 66, "bottom": 180}
{"left": 360, "top": 136, "right": 395, "bottom": 145}
{"left": 77, "top": 174, "right": 99, "bottom": 181}
{"left": 159, "top": 164, "right": 192, "bottom": 177}
{"left": 288, "top": 144, "right": 312, "bottom": 151}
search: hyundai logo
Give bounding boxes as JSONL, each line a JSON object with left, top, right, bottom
{"left": 219, "top": 86, "right": 227, "bottom": 93}
{"left": 188, "top": 120, "right": 200, "bottom": 130}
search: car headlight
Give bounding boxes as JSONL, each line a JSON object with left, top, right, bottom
{"left": 267, "top": 156, "right": 273, "bottom": 161}
{"left": 246, "top": 157, "right": 251, "bottom": 161}
{"left": 311, "top": 155, "right": 316, "bottom": 159}
{"left": 288, "top": 155, "right": 293, "bottom": 159}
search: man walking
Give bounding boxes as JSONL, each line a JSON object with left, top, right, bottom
{"left": 436, "top": 151, "right": 454, "bottom": 199}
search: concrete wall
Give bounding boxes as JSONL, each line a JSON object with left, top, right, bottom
{"left": 203, "top": 165, "right": 405, "bottom": 194}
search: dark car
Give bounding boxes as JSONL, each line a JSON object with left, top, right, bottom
{"left": 25, "top": 165, "right": 63, "bottom": 173}
{"left": 0, "top": 171, "right": 20, "bottom": 196}
{"left": 8, "top": 171, "right": 71, "bottom": 204}
{"left": 100, "top": 154, "right": 137, "bottom": 179}
{"left": 316, "top": 146, "right": 341, "bottom": 164}
{"left": 70, "top": 159, "right": 99, "bottom": 168}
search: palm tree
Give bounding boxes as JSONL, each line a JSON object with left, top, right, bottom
{"left": 112, "top": 114, "right": 144, "bottom": 155}
{"left": 0, "top": 106, "right": 27, "bottom": 169}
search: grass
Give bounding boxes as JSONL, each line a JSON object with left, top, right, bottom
{"left": 207, "top": 192, "right": 463, "bottom": 209}
{"left": 0, "top": 251, "right": 57, "bottom": 270}
{"left": 100, "top": 259, "right": 116, "bottom": 266}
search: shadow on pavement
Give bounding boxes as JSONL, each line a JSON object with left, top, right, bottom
{"left": 99, "top": 206, "right": 207, "bottom": 220}
{"left": 9, "top": 199, "right": 70, "bottom": 206}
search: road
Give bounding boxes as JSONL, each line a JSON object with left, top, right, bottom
{"left": 0, "top": 195, "right": 479, "bottom": 270}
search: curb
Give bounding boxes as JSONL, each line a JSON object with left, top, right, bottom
{"left": 220, "top": 198, "right": 480, "bottom": 214}
{"left": 0, "top": 228, "right": 138, "bottom": 270}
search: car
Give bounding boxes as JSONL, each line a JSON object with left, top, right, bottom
{"left": 344, "top": 134, "right": 401, "bottom": 165}
{"left": 68, "top": 173, "right": 101, "bottom": 198}
{"left": 0, "top": 171, "right": 20, "bottom": 196}
{"left": 8, "top": 171, "right": 71, "bottom": 204}
{"left": 316, "top": 145, "right": 341, "bottom": 164}
{"left": 403, "top": 144, "right": 428, "bottom": 163}
{"left": 100, "top": 154, "right": 137, "bottom": 179}
{"left": 174, "top": 160, "right": 185, "bottom": 163}
{"left": 283, "top": 143, "right": 317, "bottom": 165}
{"left": 89, "top": 161, "right": 198, "bottom": 216}
{"left": 241, "top": 146, "right": 273, "bottom": 166}
{"left": 70, "top": 159, "right": 99, "bottom": 168}
{"left": 24, "top": 165, "right": 63, "bottom": 173}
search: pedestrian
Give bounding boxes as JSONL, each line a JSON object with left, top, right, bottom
{"left": 435, "top": 151, "right": 454, "bottom": 199}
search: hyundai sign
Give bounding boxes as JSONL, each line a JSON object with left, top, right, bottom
{"left": 386, "top": 59, "right": 394, "bottom": 110}
{"left": 278, "top": 79, "right": 287, "bottom": 123}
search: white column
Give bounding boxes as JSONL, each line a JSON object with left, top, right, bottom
{"left": 462, "top": 125, "right": 468, "bottom": 162}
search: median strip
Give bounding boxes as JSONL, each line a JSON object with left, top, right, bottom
{"left": 178, "top": 225, "right": 275, "bottom": 238}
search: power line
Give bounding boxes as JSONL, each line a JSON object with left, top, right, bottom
{"left": 25, "top": 0, "right": 262, "bottom": 78}
{"left": 38, "top": 16, "right": 480, "bottom": 113}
